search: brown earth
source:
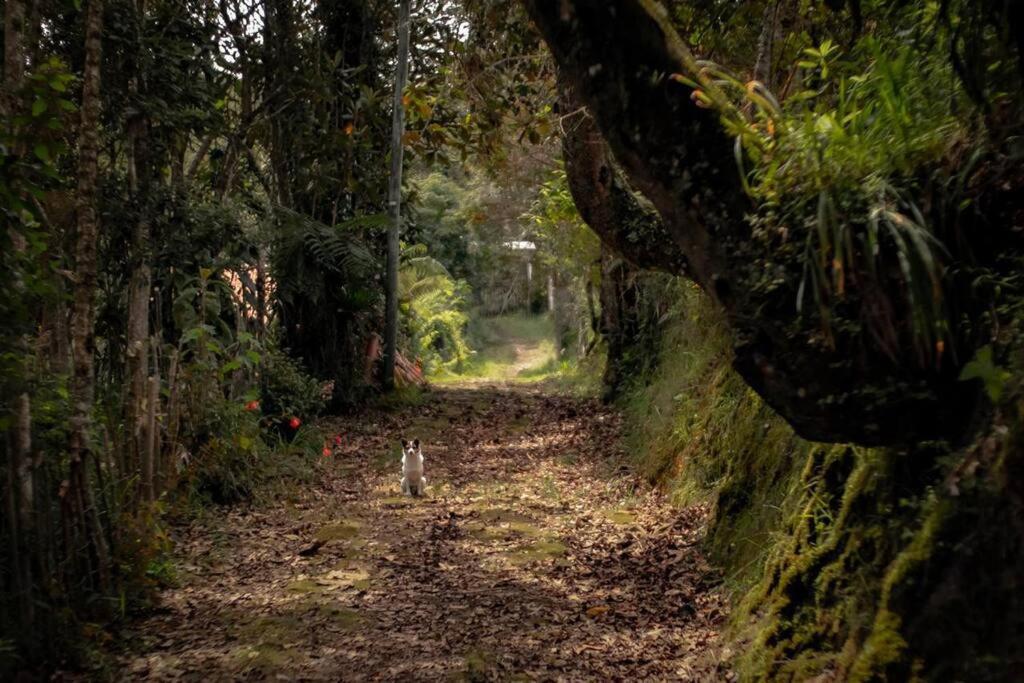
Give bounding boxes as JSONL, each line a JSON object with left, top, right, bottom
{"left": 118, "top": 382, "right": 729, "bottom": 681}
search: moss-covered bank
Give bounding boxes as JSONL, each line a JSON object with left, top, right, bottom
{"left": 620, "top": 280, "right": 1024, "bottom": 681}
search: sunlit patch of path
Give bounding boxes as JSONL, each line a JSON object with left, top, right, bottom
{"left": 119, "top": 384, "right": 729, "bottom": 681}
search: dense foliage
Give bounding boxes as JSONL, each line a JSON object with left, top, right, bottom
{"left": 3, "top": 0, "right": 1023, "bottom": 678}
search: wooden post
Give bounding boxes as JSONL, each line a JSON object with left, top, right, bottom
{"left": 383, "top": 0, "right": 411, "bottom": 391}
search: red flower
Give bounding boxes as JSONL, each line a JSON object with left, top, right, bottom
{"left": 333, "top": 434, "right": 343, "bottom": 446}
{"left": 288, "top": 416, "right": 301, "bottom": 430}
{"left": 322, "top": 446, "right": 332, "bottom": 457}
{"left": 244, "top": 400, "right": 259, "bottom": 412}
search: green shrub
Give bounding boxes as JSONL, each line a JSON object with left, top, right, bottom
{"left": 400, "top": 245, "right": 474, "bottom": 373}
{"left": 259, "top": 346, "right": 325, "bottom": 425}
{"left": 186, "top": 399, "right": 267, "bottom": 505}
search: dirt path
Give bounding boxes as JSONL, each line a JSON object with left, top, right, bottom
{"left": 120, "top": 383, "right": 728, "bottom": 681}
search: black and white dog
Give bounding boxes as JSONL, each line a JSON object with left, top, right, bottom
{"left": 400, "top": 438, "right": 426, "bottom": 497}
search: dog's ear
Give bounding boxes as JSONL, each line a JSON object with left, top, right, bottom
{"left": 401, "top": 439, "right": 408, "bottom": 448}
{"left": 413, "top": 439, "right": 420, "bottom": 448}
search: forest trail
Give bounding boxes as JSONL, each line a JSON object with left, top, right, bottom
{"left": 120, "top": 382, "right": 728, "bottom": 681}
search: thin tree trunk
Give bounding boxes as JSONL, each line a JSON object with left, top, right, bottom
{"left": 15, "top": 394, "right": 33, "bottom": 534}
{"left": 6, "top": 394, "right": 34, "bottom": 632}
{"left": 184, "top": 132, "right": 214, "bottom": 183}
{"left": 383, "top": 0, "right": 411, "bottom": 391}
{"left": 165, "top": 349, "right": 181, "bottom": 475}
{"left": 143, "top": 370, "right": 159, "bottom": 502}
{"left": 753, "top": 1, "right": 779, "bottom": 87}
{"left": 68, "top": 0, "right": 110, "bottom": 590}
{"left": 263, "top": 0, "right": 294, "bottom": 207}
{"left": 126, "top": 0, "right": 153, "bottom": 501}
{"left": 126, "top": 260, "right": 151, "bottom": 494}
{"left": 2, "top": 0, "right": 26, "bottom": 119}
{"left": 255, "top": 248, "right": 267, "bottom": 341}
{"left": 5, "top": 16, "right": 36, "bottom": 625}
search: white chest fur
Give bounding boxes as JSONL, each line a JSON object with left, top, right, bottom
{"left": 400, "top": 440, "right": 427, "bottom": 496}
{"left": 402, "top": 450, "right": 424, "bottom": 481}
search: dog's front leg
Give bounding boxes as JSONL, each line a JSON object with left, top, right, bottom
{"left": 401, "top": 476, "right": 410, "bottom": 496}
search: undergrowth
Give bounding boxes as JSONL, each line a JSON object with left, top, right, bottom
{"left": 619, "top": 278, "right": 1024, "bottom": 680}
{"left": 620, "top": 280, "right": 813, "bottom": 591}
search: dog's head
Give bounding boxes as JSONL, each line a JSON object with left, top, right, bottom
{"left": 401, "top": 438, "right": 421, "bottom": 458}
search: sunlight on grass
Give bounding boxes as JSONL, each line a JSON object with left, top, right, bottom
{"left": 430, "top": 314, "right": 602, "bottom": 396}
{"left": 432, "top": 314, "right": 559, "bottom": 383}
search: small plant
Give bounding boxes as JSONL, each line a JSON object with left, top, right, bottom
{"left": 675, "top": 35, "right": 964, "bottom": 365}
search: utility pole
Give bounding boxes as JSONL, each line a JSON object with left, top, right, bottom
{"left": 383, "top": 0, "right": 410, "bottom": 391}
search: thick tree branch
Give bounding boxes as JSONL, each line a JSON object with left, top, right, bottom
{"left": 559, "top": 79, "right": 688, "bottom": 275}
{"left": 523, "top": 0, "right": 986, "bottom": 446}
{"left": 524, "top": 0, "right": 748, "bottom": 305}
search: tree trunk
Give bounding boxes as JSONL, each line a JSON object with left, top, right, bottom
{"left": 5, "top": 393, "right": 34, "bottom": 633}
{"left": 125, "top": 260, "right": 151, "bottom": 494}
{"left": 584, "top": 275, "right": 600, "bottom": 355}
{"left": 263, "top": 0, "right": 296, "bottom": 207}
{"left": 143, "top": 369, "right": 159, "bottom": 502}
{"left": 599, "top": 247, "right": 647, "bottom": 402}
{"left": 383, "top": 0, "right": 411, "bottom": 391}
{"left": 14, "top": 394, "right": 33, "bottom": 534}
{"left": 753, "top": 1, "right": 780, "bottom": 87}
{"left": 126, "top": 0, "right": 153, "bottom": 502}
{"left": 522, "top": 0, "right": 1017, "bottom": 445}
{"left": 558, "top": 77, "right": 687, "bottom": 274}
{"left": 2, "top": 0, "right": 27, "bottom": 119}
{"left": 68, "top": 0, "right": 110, "bottom": 590}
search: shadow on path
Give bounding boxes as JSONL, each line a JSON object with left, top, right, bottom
{"left": 119, "top": 384, "right": 729, "bottom": 681}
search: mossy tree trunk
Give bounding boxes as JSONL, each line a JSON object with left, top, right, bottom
{"left": 523, "top": 0, "right": 1023, "bottom": 447}
{"left": 67, "top": 0, "right": 111, "bottom": 593}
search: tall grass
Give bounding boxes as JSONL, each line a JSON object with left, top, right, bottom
{"left": 619, "top": 280, "right": 814, "bottom": 591}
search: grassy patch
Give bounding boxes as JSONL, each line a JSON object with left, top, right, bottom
{"left": 603, "top": 509, "right": 637, "bottom": 525}
{"left": 429, "top": 314, "right": 603, "bottom": 396}
{"left": 315, "top": 520, "right": 361, "bottom": 543}
{"left": 504, "top": 539, "right": 567, "bottom": 565}
{"left": 433, "top": 314, "right": 557, "bottom": 383}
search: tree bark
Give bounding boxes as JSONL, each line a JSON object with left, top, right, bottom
{"left": 753, "top": 0, "right": 780, "bottom": 87}
{"left": 5, "top": 393, "right": 34, "bottom": 631}
{"left": 125, "top": 0, "right": 157, "bottom": 502}
{"left": 559, "top": 77, "right": 687, "bottom": 274}
{"left": 143, "top": 369, "right": 159, "bottom": 502}
{"left": 125, "top": 259, "right": 151, "bottom": 493}
{"left": 14, "top": 394, "right": 33, "bottom": 534}
{"left": 2, "top": 0, "right": 27, "bottom": 119}
{"left": 383, "top": 0, "right": 411, "bottom": 391}
{"left": 522, "top": 0, "right": 1001, "bottom": 445}
{"left": 599, "top": 246, "right": 648, "bottom": 401}
{"left": 68, "top": 0, "right": 110, "bottom": 590}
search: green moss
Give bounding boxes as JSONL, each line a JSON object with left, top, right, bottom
{"left": 315, "top": 519, "right": 361, "bottom": 542}
{"left": 618, "top": 281, "right": 1024, "bottom": 681}
{"left": 848, "top": 497, "right": 948, "bottom": 680}
{"left": 603, "top": 509, "right": 637, "bottom": 525}
{"left": 504, "top": 539, "right": 567, "bottom": 565}
{"left": 287, "top": 578, "right": 319, "bottom": 593}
